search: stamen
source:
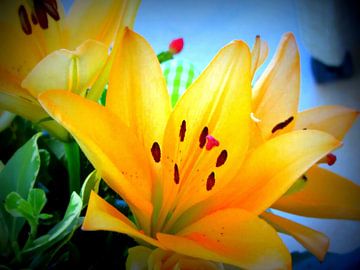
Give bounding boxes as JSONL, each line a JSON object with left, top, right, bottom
{"left": 35, "top": 5, "right": 49, "bottom": 29}
{"left": 326, "top": 153, "right": 336, "bottom": 166}
{"left": 206, "top": 172, "right": 215, "bottom": 191}
{"left": 179, "top": 120, "right": 186, "bottom": 142}
{"left": 205, "top": 135, "right": 219, "bottom": 151}
{"left": 216, "top": 150, "right": 228, "bottom": 167}
{"left": 151, "top": 142, "right": 161, "bottom": 163}
{"left": 199, "top": 127, "right": 208, "bottom": 148}
{"left": 174, "top": 163, "right": 180, "bottom": 184}
{"left": 271, "top": 116, "right": 294, "bottom": 134}
{"left": 43, "top": 0, "right": 60, "bottom": 21}
{"left": 18, "top": 5, "right": 32, "bottom": 35}
{"left": 250, "top": 112, "right": 261, "bottom": 123}
{"left": 301, "top": 174, "right": 308, "bottom": 181}
{"left": 31, "top": 12, "right": 38, "bottom": 25}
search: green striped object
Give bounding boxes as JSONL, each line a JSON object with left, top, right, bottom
{"left": 161, "top": 59, "right": 199, "bottom": 107}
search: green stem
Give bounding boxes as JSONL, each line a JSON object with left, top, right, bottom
{"left": 157, "top": 51, "right": 173, "bottom": 63}
{"left": 64, "top": 141, "right": 81, "bottom": 194}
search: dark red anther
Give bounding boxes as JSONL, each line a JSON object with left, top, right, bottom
{"left": 31, "top": 12, "right": 38, "bottom": 24}
{"left": 34, "top": 4, "right": 48, "bottom": 29}
{"left": 205, "top": 135, "right": 219, "bottom": 151}
{"left": 206, "top": 172, "right": 215, "bottom": 191}
{"left": 151, "top": 142, "right": 161, "bottom": 163}
{"left": 174, "top": 164, "right": 180, "bottom": 184}
{"left": 43, "top": 0, "right": 60, "bottom": 21}
{"left": 216, "top": 150, "right": 228, "bottom": 167}
{"left": 179, "top": 120, "right": 186, "bottom": 142}
{"left": 326, "top": 153, "right": 337, "bottom": 166}
{"left": 18, "top": 5, "right": 32, "bottom": 35}
{"left": 271, "top": 116, "right": 294, "bottom": 134}
{"left": 199, "top": 127, "right": 208, "bottom": 148}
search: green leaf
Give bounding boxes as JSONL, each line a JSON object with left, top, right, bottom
{"left": 0, "top": 132, "right": 42, "bottom": 201}
{"left": 28, "top": 189, "right": 47, "bottom": 218}
{"left": 4, "top": 188, "right": 46, "bottom": 241}
{"left": 5, "top": 192, "right": 33, "bottom": 221}
{"left": 80, "top": 170, "right": 101, "bottom": 209}
{"left": 39, "top": 149, "right": 51, "bottom": 168}
{"left": 44, "top": 137, "right": 65, "bottom": 160}
{"left": 0, "top": 133, "right": 41, "bottom": 252}
{"left": 22, "top": 192, "right": 82, "bottom": 255}
{"left": 0, "top": 210, "right": 9, "bottom": 254}
{"left": 38, "top": 213, "right": 53, "bottom": 220}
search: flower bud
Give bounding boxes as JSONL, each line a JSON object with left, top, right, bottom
{"left": 169, "top": 38, "right": 184, "bottom": 54}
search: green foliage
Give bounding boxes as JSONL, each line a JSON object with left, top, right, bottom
{"left": 0, "top": 133, "right": 42, "bottom": 254}
{"left": 0, "top": 133, "right": 82, "bottom": 269}
{"left": 80, "top": 170, "right": 101, "bottom": 209}
{"left": 21, "top": 192, "right": 82, "bottom": 268}
{"left": 157, "top": 51, "right": 173, "bottom": 63}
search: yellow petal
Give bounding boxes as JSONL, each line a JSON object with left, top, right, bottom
{"left": 159, "top": 40, "right": 252, "bottom": 231}
{"left": 252, "top": 33, "right": 300, "bottom": 139}
{"left": 106, "top": 28, "right": 171, "bottom": 170}
{"left": 0, "top": 0, "right": 65, "bottom": 55}
{"left": 262, "top": 212, "right": 329, "bottom": 261}
{"left": 0, "top": 21, "right": 43, "bottom": 87}
{"left": 170, "top": 130, "right": 340, "bottom": 232}
{"left": 145, "top": 248, "right": 224, "bottom": 270}
{"left": 37, "top": 0, "right": 66, "bottom": 53}
{"left": 79, "top": 0, "right": 141, "bottom": 101}
{"left": 65, "top": 0, "right": 140, "bottom": 50}
{"left": 230, "top": 130, "right": 340, "bottom": 214}
{"left": 273, "top": 166, "right": 360, "bottom": 220}
{"left": 158, "top": 208, "right": 291, "bottom": 270}
{"left": 83, "top": 192, "right": 161, "bottom": 248}
{"left": 295, "top": 105, "right": 359, "bottom": 140}
{"left": 85, "top": 27, "right": 126, "bottom": 102}
{"left": 39, "top": 90, "right": 154, "bottom": 232}
{"left": 250, "top": 35, "right": 269, "bottom": 79}
{"left": 0, "top": 76, "right": 35, "bottom": 103}
{"left": 249, "top": 114, "right": 265, "bottom": 149}
{"left": 0, "top": 91, "right": 69, "bottom": 141}
{"left": 22, "top": 39, "right": 108, "bottom": 97}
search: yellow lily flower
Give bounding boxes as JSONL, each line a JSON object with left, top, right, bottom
{"left": 38, "top": 28, "right": 343, "bottom": 269}
{"left": 0, "top": 0, "right": 140, "bottom": 140}
{"left": 245, "top": 33, "right": 360, "bottom": 261}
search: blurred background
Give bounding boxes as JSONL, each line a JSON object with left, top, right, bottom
{"left": 64, "top": 0, "right": 360, "bottom": 255}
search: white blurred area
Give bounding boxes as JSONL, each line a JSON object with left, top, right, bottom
{"left": 63, "top": 0, "right": 360, "bottom": 254}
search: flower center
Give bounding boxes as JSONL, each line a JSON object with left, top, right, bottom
{"left": 150, "top": 120, "right": 228, "bottom": 192}
{"left": 205, "top": 135, "right": 219, "bottom": 150}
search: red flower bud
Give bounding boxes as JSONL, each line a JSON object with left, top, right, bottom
{"left": 326, "top": 153, "right": 337, "bottom": 166}
{"left": 169, "top": 38, "right": 184, "bottom": 54}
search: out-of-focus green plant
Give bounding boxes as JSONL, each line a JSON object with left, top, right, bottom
{"left": 0, "top": 133, "right": 82, "bottom": 269}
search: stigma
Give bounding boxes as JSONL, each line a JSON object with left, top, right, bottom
{"left": 205, "top": 135, "right": 220, "bottom": 151}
